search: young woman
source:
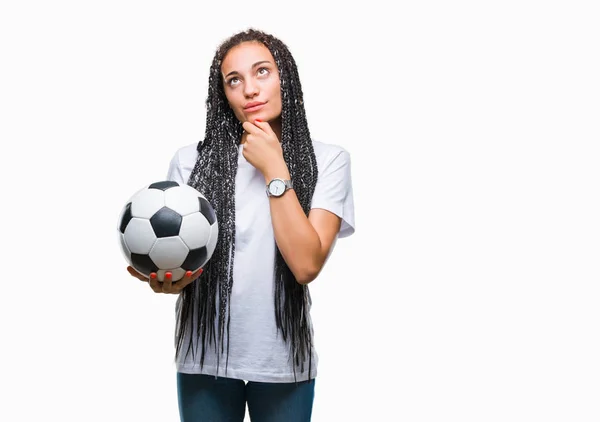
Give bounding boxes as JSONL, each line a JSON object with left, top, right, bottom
{"left": 127, "top": 28, "right": 355, "bottom": 421}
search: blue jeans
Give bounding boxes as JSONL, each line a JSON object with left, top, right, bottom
{"left": 177, "top": 372, "right": 315, "bottom": 422}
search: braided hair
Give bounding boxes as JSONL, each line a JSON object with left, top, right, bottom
{"left": 174, "top": 28, "right": 319, "bottom": 381}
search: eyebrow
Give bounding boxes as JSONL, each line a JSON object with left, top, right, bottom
{"left": 224, "top": 61, "right": 272, "bottom": 78}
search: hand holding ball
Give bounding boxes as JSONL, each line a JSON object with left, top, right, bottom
{"left": 117, "top": 181, "right": 218, "bottom": 283}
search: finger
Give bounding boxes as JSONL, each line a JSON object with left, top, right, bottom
{"left": 242, "top": 120, "right": 262, "bottom": 135}
{"left": 253, "top": 119, "right": 276, "bottom": 137}
{"left": 174, "top": 269, "right": 204, "bottom": 292}
{"left": 173, "top": 270, "right": 193, "bottom": 293}
{"left": 162, "top": 271, "right": 174, "bottom": 293}
{"left": 148, "top": 272, "right": 162, "bottom": 293}
{"left": 127, "top": 266, "right": 148, "bottom": 281}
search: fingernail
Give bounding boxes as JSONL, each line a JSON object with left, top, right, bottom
{"left": 186, "top": 271, "right": 193, "bottom": 277}
{"left": 165, "top": 272, "right": 172, "bottom": 280}
{"left": 150, "top": 273, "right": 157, "bottom": 279}
{"left": 198, "top": 269, "right": 204, "bottom": 276}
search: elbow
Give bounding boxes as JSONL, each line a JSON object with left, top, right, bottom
{"left": 294, "top": 263, "right": 322, "bottom": 285}
{"left": 296, "top": 273, "right": 316, "bottom": 285}
{"left": 290, "top": 244, "right": 327, "bottom": 285}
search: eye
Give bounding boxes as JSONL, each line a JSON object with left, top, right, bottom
{"left": 226, "top": 67, "right": 270, "bottom": 87}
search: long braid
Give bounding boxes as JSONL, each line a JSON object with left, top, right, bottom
{"left": 174, "top": 28, "right": 318, "bottom": 381}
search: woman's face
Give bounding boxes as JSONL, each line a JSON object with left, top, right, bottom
{"left": 221, "top": 41, "right": 282, "bottom": 125}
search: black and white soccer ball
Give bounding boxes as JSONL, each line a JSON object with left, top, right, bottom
{"left": 117, "top": 181, "right": 218, "bottom": 282}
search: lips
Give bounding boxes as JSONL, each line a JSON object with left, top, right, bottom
{"left": 244, "top": 101, "right": 266, "bottom": 110}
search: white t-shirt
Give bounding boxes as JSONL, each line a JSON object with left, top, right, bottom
{"left": 166, "top": 139, "right": 355, "bottom": 383}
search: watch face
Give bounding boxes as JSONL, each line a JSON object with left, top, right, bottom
{"left": 269, "top": 179, "right": 286, "bottom": 196}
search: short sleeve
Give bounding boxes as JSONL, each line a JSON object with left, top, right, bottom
{"left": 166, "top": 149, "right": 186, "bottom": 184}
{"left": 310, "top": 149, "right": 355, "bottom": 238}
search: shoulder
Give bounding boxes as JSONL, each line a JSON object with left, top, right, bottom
{"left": 170, "top": 142, "right": 199, "bottom": 168}
{"left": 309, "top": 139, "right": 355, "bottom": 237}
{"left": 311, "top": 139, "right": 350, "bottom": 169}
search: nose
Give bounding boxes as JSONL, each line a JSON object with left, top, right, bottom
{"left": 243, "top": 78, "right": 259, "bottom": 98}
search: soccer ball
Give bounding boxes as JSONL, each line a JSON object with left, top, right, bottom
{"left": 117, "top": 180, "right": 218, "bottom": 282}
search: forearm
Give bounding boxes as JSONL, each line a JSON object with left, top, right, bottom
{"left": 264, "top": 169, "right": 323, "bottom": 284}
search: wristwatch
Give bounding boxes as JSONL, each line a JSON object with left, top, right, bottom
{"left": 266, "top": 178, "right": 293, "bottom": 197}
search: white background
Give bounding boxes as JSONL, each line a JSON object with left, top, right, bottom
{"left": 1, "top": 1, "right": 599, "bottom": 421}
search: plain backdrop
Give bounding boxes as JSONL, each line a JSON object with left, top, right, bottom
{"left": 1, "top": 1, "right": 599, "bottom": 421}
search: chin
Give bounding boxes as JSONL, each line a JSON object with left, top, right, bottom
{"left": 251, "top": 115, "right": 270, "bottom": 122}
